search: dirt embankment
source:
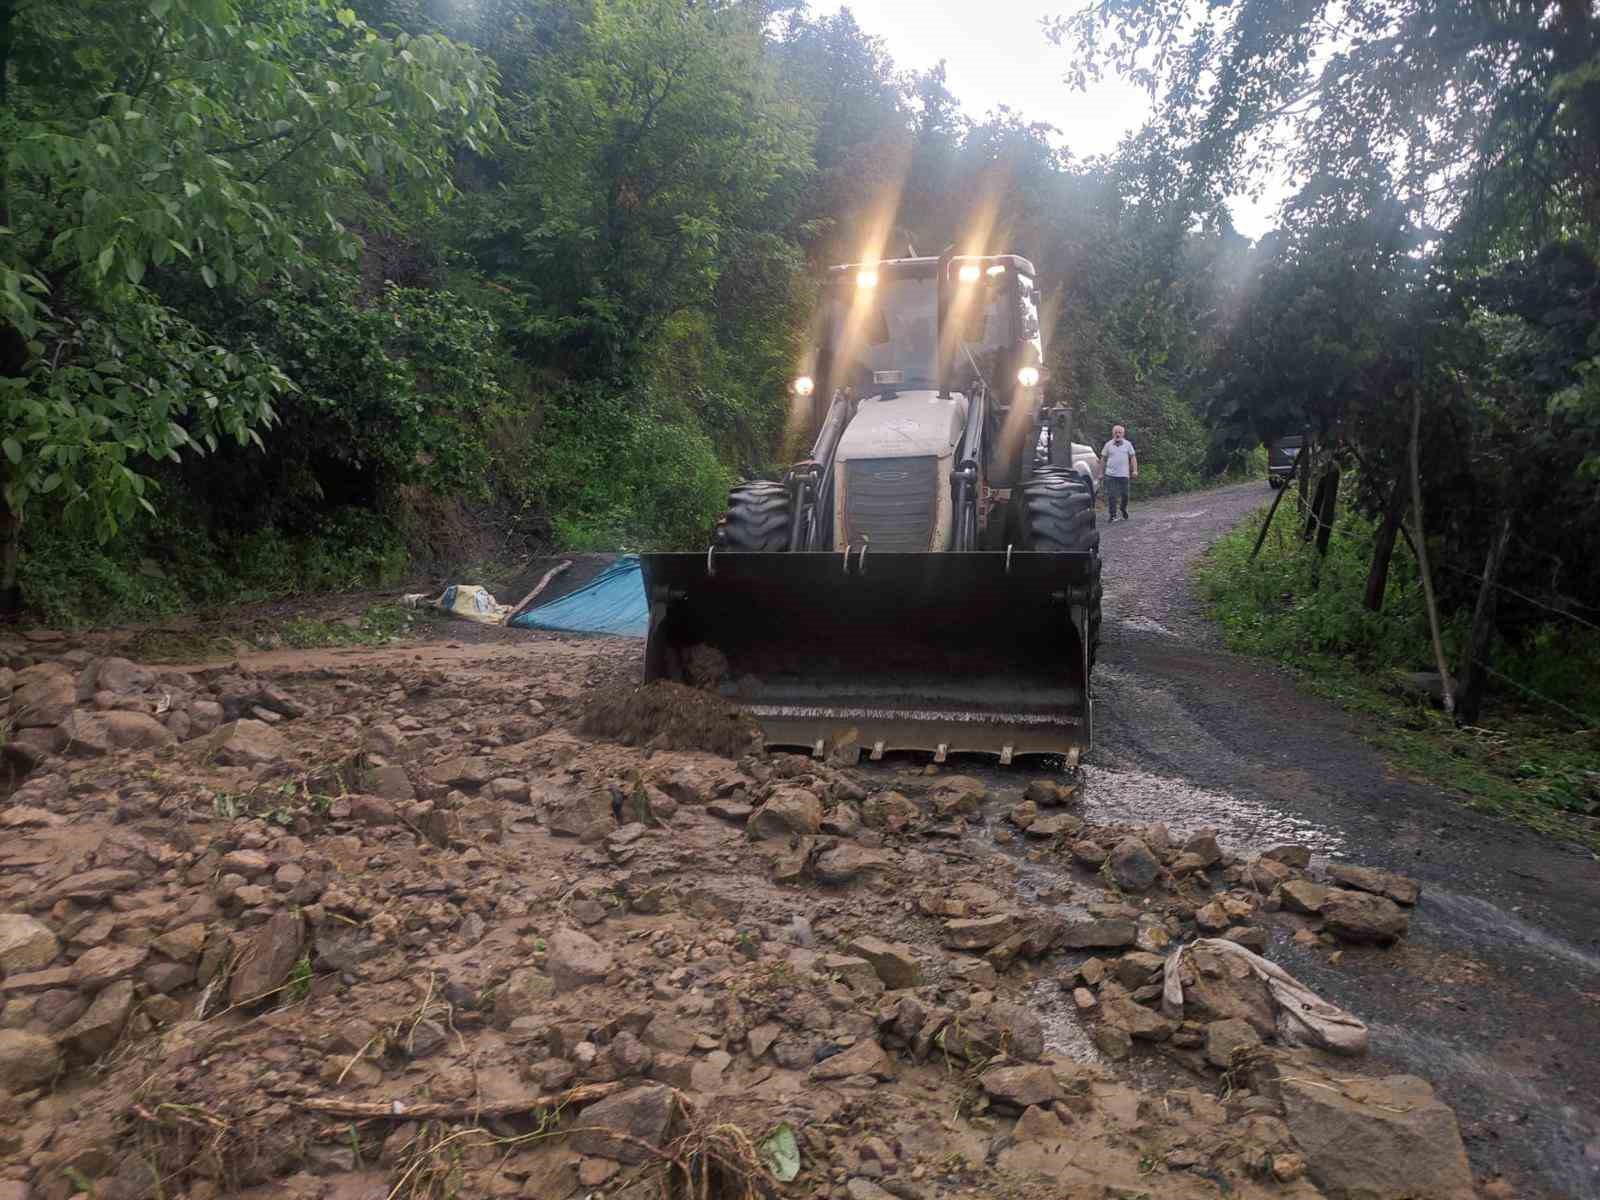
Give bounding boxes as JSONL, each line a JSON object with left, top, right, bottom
{"left": 0, "top": 629, "right": 1501, "bottom": 1200}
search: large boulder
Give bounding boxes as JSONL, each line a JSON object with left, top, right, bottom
{"left": 545, "top": 926, "right": 613, "bottom": 992}
{"left": 60, "top": 979, "right": 135, "bottom": 1058}
{"left": 568, "top": 1085, "right": 684, "bottom": 1164}
{"left": 941, "top": 914, "right": 1018, "bottom": 950}
{"left": 0, "top": 1029, "right": 61, "bottom": 1088}
{"left": 812, "top": 844, "right": 892, "bottom": 885}
{"left": 1322, "top": 889, "right": 1409, "bottom": 945}
{"left": 978, "top": 1064, "right": 1061, "bottom": 1108}
{"left": 1278, "top": 1071, "right": 1474, "bottom": 1199}
{"left": 747, "top": 786, "right": 823, "bottom": 839}
{"left": 11, "top": 665, "right": 75, "bottom": 728}
{"left": 1109, "top": 837, "right": 1161, "bottom": 891}
{"left": 0, "top": 914, "right": 60, "bottom": 974}
{"left": 847, "top": 936, "right": 922, "bottom": 989}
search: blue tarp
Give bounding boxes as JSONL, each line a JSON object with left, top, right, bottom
{"left": 508, "top": 555, "right": 648, "bottom": 637}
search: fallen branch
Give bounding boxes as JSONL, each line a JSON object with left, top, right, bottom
{"left": 294, "top": 1081, "right": 622, "bottom": 1121}
{"left": 508, "top": 560, "right": 573, "bottom": 620}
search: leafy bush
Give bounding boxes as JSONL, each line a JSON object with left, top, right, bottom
{"left": 505, "top": 384, "right": 733, "bottom": 551}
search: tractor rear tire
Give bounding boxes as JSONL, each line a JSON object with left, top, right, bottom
{"left": 714, "top": 481, "right": 793, "bottom": 551}
{"left": 1020, "top": 473, "right": 1102, "bottom": 665}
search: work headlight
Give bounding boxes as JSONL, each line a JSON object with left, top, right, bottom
{"left": 1017, "top": 366, "right": 1041, "bottom": 388}
{"left": 792, "top": 375, "right": 815, "bottom": 397}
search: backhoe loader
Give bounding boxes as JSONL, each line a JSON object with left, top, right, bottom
{"left": 640, "top": 251, "right": 1103, "bottom": 765}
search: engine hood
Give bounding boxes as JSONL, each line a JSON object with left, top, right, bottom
{"left": 836, "top": 391, "right": 969, "bottom": 461}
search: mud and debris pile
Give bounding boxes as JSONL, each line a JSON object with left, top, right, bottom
{"left": 0, "top": 633, "right": 1482, "bottom": 1200}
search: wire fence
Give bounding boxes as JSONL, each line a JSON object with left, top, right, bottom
{"left": 1256, "top": 475, "right": 1598, "bottom": 730}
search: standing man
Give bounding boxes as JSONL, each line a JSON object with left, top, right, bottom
{"left": 1101, "top": 425, "right": 1137, "bottom": 522}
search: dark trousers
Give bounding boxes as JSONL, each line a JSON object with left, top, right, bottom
{"left": 1105, "top": 475, "right": 1130, "bottom": 517}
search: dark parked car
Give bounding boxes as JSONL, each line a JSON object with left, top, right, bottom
{"left": 1268, "top": 435, "right": 1303, "bottom": 488}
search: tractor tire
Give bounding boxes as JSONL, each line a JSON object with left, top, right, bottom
{"left": 713, "top": 481, "right": 793, "bottom": 551}
{"left": 1019, "top": 473, "right": 1102, "bottom": 665}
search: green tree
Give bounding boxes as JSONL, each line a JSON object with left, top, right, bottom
{"left": 0, "top": 0, "right": 496, "bottom": 608}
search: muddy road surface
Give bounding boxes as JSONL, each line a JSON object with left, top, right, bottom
{"left": 1053, "top": 483, "right": 1600, "bottom": 1197}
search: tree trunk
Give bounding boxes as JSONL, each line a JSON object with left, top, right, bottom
{"left": 1454, "top": 510, "right": 1515, "bottom": 725}
{"left": 1364, "top": 475, "right": 1408, "bottom": 612}
{"left": 1408, "top": 388, "right": 1455, "bottom": 714}
{"left": 1313, "top": 459, "right": 1341, "bottom": 556}
{"left": 1302, "top": 464, "right": 1330, "bottom": 543}
{"left": 1296, "top": 432, "right": 1313, "bottom": 514}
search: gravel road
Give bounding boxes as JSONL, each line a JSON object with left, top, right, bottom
{"left": 1087, "top": 482, "right": 1600, "bottom": 1198}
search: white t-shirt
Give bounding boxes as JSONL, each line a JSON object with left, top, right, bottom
{"left": 1102, "top": 438, "right": 1137, "bottom": 478}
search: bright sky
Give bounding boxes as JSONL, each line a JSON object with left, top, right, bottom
{"left": 813, "top": 0, "right": 1284, "bottom": 238}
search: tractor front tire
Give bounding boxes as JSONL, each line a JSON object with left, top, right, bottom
{"left": 1020, "top": 473, "right": 1103, "bottom": 664}
{"left": 714, "top": 481, "right": 793, "bottom": 551}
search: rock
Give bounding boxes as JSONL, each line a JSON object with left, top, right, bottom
{"left": 546, "top": 927, "right": 613, "bottom": 991}
{"left": 643, "top": 1014, "right": 698, "bottom": 1055}
{"left": 0, "top": 915, "right": 60, "bottom": 974}
{"left": 1325, "top": 863, "right": 1421, "bottom": 906}
{"left": 1194, "top": 900, "right": 1230, "bottom": 932}
{"left": 1204, "top": 1017, "right": 1262, "bottom": 1068}
{"left": 1113, "top": 951, "right": 1166, "bottom": 989}
{"left": 1263, "top": 844, "right": 1312, "bottom": 869}
{"left": 862, "top": 789, "right": 920, "bottom": 832}
{"left": 1024, "top": 779, "right": 1075, "bottom": 807}
{"left": 819, "top": 802, "right": 862, "bottom": 836}
{"left": 568, "top": 1084, "right": 683, "bottom": 1165}
{"left": 1109, "top": 837, "right": 1161, "bottom": 891}
{"left": 68, "top": 945, "right": 148, "bottom": 991}
{"left": 927, "top": 775, "right": 986, "bottom": 816}
{"left": 1007, "top": 800, "right": 1037, "bottom": 829}
{"left": 4, "top": 725, "right": 65, "bottom": 769}
{"left": 1058, "top": 918, "right": 1137, "bottom": 949}
{"left": 747, "top": 787, "right": 823, "bottom": 839}
{"left": 426, "top": 756, "right": 494, "bottom": 789}
{"left": 1322, "top": 889, "right": 1409, "bottom": 945}
{"left": 0, "top": 806, "right": 61, "bottom": 829}
{"left": 60, "top": 978, "right": 134, "bottom": 1058}
{"left": 847, "top": 936, "right": 922, "bottom": 989}
{"left": 1278, "top": 1070, "right": 1474, "bottom": 1200}
{"left": 1222, "top": 925, "right": 1268, "bottom": 953}
{"left": 1279, "top": 879, "right": 1332, "bottom": 915}
{"left": 1101, "top": 985, "right": 1177, "bottom": 1041}
{"left": 228, "top": 910, "right": 305, "bottom": 1005}
{"left": 809, "top": 1037, "right": 890, "bottom": 1081}
{"left": 67, "top": 710, "right": 176, "bottom": 755}
{"left": 84, "top": 656, "right": 156, "bottom": 697}
{"left": 40, "top": 868, "right": 142, "bottom": 907}
{"left": 747, "top": 1022, "right": 781, "bottom": 1059}
{"left": 706, "top": 800, "right": 754, "bottom": 823}
{"left": 1093, "top": 1024, "right": 1133, "bottom": 1060}
{"left": 1183, "top": 946, "right": 1276, "bottom": 1036}
{"left": 813, "top": 844, "right": 892, "bottom": 885}
{"left": 221, "top": 849, "right": 272, "bottom": 876}
{"left": 0, "top": 1029, "right": 60, "bottom": 1088}
{"left": 978, "top": 1064, "right": 1061, "bottom": 1108}
{"left": 1169, "top": 852, "right": 1209, "bottom": 875}
{"left": 941, "top": 914, "right": 1017, "bottom": 950}
{"left": 987, "top": 1002, "right": 1045, "bottom": 1062}
{"left": 1072, "top": 987, "right": 1096, "bottom": 1010}
{"left": 492, "top": 969, "right": 554, "bottom": 1027}
{"left": 1183, "top": 830, "right": 1222, "bottom": 867}
{"left": 0, "top": 967, "right": 72, "bottom": 994}
{"left": 1244, "top": 857, "right": 1295, "bottom": 890}
{"left": 1071, "top": 839, "right": 1108, "bottom": 867}
{"left": 206, "top": 719, "right": 291, "bottom": 767}
{"left": 1026, "top": 812, "right": 1083, "bottom": 839}
{"left": 11, "top": 665, "right": 75, "bottom": 727}
{"left": 188, "top": 699, "right": 224, "bottom": 736}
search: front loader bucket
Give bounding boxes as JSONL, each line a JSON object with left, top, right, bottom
{"left": 640, "top": 550, "right": 1095, "bottom": 765}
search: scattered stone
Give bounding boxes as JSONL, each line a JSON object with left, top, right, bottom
{"left": 546, "top": 927, "right": 613, "bottom": 991}
{"left": 1279, "top": 879, "right": 1332, "bottom": 915}
{"left": 1024, "top": 779, "right": 1075, "bottom": 807}
{"left": 1262, "top": 844, "right": 1312, "bottom": 869}
{"left": 11, "top": 665, "right": 75, "bottom": 727}
{"left": 1194, "top": 900, "right": 1230, "bottom": 933}
{"left": 40, "top": 868, "right": 142, "bottom": 907}
{"left": 1222, "top": 926, "right": 1268, "bottom": 954}
{"left": 68, "top": 945, "right": 149, "bottom": 991}
{"left": 1109, "top": 837, "right": 1161, "bottom": 891}
{"left": 927, "top": 775, "right": 986, "bottom": 817}
{"left": 206, "top": 719, "right": 291, "bottom": 767}
{"left": 228, "top": 910, "right": 306, "bottom": 1005}
{"left": 1072, "top": 987, "right": 1096, "bottom": 1011}
{"left": 1322, "top": 889, "right": 1409, "bottom": 945}
{"left": 978, "top": 1063, "right": 1061, "bottom": 1108}
{"left": 568, "top": 1084, "right": 683, "bottom": 1165}
{"left": 1243, "top": 857, "right": 1295, "bottom": 890}
{"left": 427, "top": 756, "right": 494, "bottom": 789}
{"left": 1326, "top": 863, "right": 1421, "bottom": 907}
{"left": 941, "top": 914, "right": 1017, "bottom": 950}
{"left": 1026, "top": 812, "right": 1083, "bottom": 839}
{"left": 809, "top": 1037, "right": 889, "bottom": 1081}
{"left": 1058, "top": 918, "right": 1137, "bottom": 950}
{"left": 1071, "top": 840, "right": 1108, "bottom": 867}
{"left": 861, "top": 790, "right": 920, "bottom": 832}
{"left": 813, "top": 844, "right": 892, "bottom": 885}
{"left": 1204, "top": 1017, "right": 1262, "bottom": 1068}
{"left": 1093, "top": 1024, "right": 1133, "bottom": 1060}
{"left": 1007, "top": 800, "right": 1037, "bottom": 829}
{"left": 848, "top": 937, "right": 922, "bottom": 989}
{"left": 1101, "top": 985, "right": 1177, "bottom": 1042}
{"left": 1183, "top": 830, "right": 1222, "bottom": 867}
{"left": 61, "top": 978, "right": 135, "bottom": 1058}
{"left": 0, "top": 915, "right": 60, "bottom": 974}
{"left": 0, "top": 1029, "right": 61, "bottom": 1088}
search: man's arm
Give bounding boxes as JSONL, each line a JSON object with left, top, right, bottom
{"left": 1129, "top": 450, "right": 1138, "bottom": 478}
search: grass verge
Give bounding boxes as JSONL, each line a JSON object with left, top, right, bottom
{"left": 1195, "top": 499, "right": 1600, "bottom": 853}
